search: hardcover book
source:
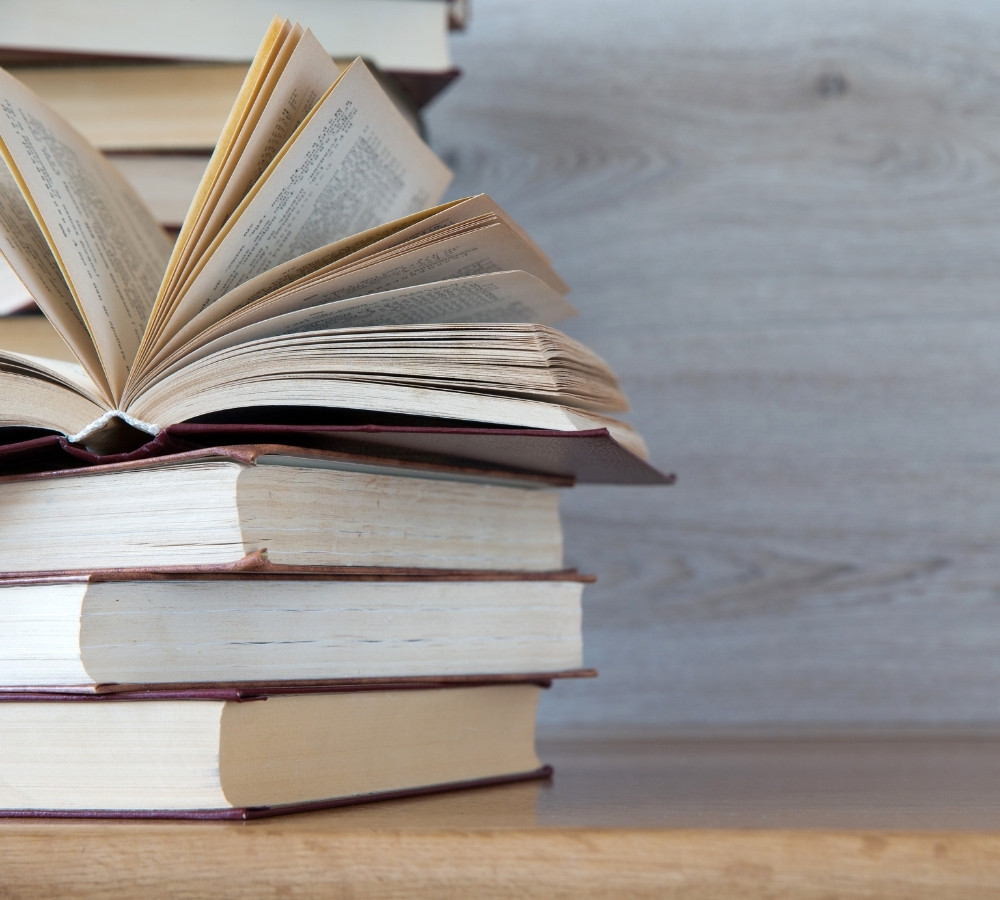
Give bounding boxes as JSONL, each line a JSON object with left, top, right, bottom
{"left": 0, "top": 568, "right": 589, "bottom": 690}
{"left": 0, "top": 444, "right": 570, "bottom": 573}
{"left": 0, "top": 682, "right": 553, "bottom": 818}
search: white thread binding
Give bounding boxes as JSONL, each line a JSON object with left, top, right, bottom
{"left": 67, "top": 410, "right": 161, "bottom": 444}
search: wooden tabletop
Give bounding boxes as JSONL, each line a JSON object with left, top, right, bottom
{"left": 5, "top": 736, "right": 1000, "bottom": 898}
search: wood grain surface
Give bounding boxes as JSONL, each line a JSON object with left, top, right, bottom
{"left": 5, "top": 738, "right": 1000, "bottom": 898}
{"left": 422, "top": 0, "right": 1000, "bottom": 733}
{"left": 11, "top": 829, "right": 1000, "bottom": 900}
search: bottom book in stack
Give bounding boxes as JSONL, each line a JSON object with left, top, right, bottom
{"left": 0, "top": 682, "right": 556, "bottom": 819}
{"left": 0, "top": 570, "right": 590, "bottom": 818}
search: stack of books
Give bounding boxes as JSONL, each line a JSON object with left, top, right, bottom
{"left": 0, "top": 19, "right": 667, "bottom": 819}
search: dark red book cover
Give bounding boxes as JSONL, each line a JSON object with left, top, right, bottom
{"left": 0, "top": 424, "right": 673, "bottom": 484}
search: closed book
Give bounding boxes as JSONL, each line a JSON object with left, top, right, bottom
{"left": 0, "top": 682, "right": 553, "bottom": 818}
{"left": 0, "top": 569, "right": 590, "bottom": 690}
{"left": 5, "top": 61, "right": 445, "bottom": 155}
{"left": 0, "top": 444, "right": 568, "bottom": 574}
{"left": 0, "top": 0, "right": 464, "bottom": 74}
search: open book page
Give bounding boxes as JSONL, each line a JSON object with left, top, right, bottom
{"left": 0, "top": 68, "right": 172, "bottom": 399}
{"left": 236, "top": 268, "right": 574, "bottom": 333}
{"left": 125, "top": 328, "right": 647, "bottom": 459}
{"left": 0, "top": 350, "right": 106, "bottom": 400}
{"left": 177, "top": 194, "right": 560, "bottom": 325}
{"left": 126, "top": 272, "right": 578, "bottom": 401}
{"left": 0, "top": 350, "right": 102, "bottom": 404}
{"left": 139, "top": 197, "right": 491, "bottom": 371}
{"left": 145, "top": 22, "right": 342, "bottom": 364}
{"left": 147, "top": 218, "right": 572, "bottom": 368}
{"left": 201, "top": 325, "right": 627, "bottom": 411}
{"left": 323, "top": 208, "right": 568, "bottom": 294}
{"left": 142, "top": 17, "right": 289, "bottom": 362}
{"left": 0, "top": 160, "right": 111, "bottom": 401}
{"left": 183, "top": 28, "right": 341, "bottom": 276}
{"left": 0, "top": 349, "right": 108, "bottom": 433}
{"left": 318, "top": 218, "right": 567, "bottom": 292}
{"left": 156, "top": 60, "right": 452, "bottom": 347}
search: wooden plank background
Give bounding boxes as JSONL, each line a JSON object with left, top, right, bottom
{"left": 425, "top": 0, "right": 1000, "bottom": 734}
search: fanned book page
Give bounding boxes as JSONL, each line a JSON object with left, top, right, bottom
{"left": 0, "top": 17, "right": 649, "bottom": 464}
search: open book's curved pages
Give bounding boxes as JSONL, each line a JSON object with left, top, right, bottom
{"left": 0, "top": 17, "right": 659, "bottom": 480}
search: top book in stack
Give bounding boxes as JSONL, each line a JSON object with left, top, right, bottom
{"left": 0, "top": 17, "right": 652, "bottom": 479}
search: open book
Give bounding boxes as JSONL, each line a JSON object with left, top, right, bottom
{"left": 0, "top": 19, "right": 644, "bottom": 458}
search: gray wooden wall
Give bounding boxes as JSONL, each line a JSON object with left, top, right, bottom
{"left": 427, "top": 0, "right": 1000, "bottom": 734}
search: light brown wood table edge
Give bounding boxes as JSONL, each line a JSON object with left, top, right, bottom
{"left": 4, "top": 825, "right": 1000, "bottom": 899}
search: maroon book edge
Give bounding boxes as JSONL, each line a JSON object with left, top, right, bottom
{"left": 0, "top": 425, "right": 675, "bottom": 484}
{"left": 0, "top": 559, "right": 595, "bottom": 584}
{"left": 0, "top": 765, "right": 554, "bottom": 820}
{"left": 0, "top": 670, "right": 597, "bottom": 698}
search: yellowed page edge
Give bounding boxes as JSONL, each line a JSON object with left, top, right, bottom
{"left": 0, "top": 68, "right": 171, "bottom": 399}
{"left": 159, "top": 60, "right": 451, "bottom": 341}
{"left": 174, "top": 29, "right": 340, "bottom": 295}
{"left": 0, "top": 161, "right": 112, "bottom": 401}
{"left": 147, "top": 16, "right": 290, "bottom": 347}
{"left": 131, "top": 272, "right": 577, "bottom": 397}
{"left": 143, "top": 216, "right": 560, "bottom": 373}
